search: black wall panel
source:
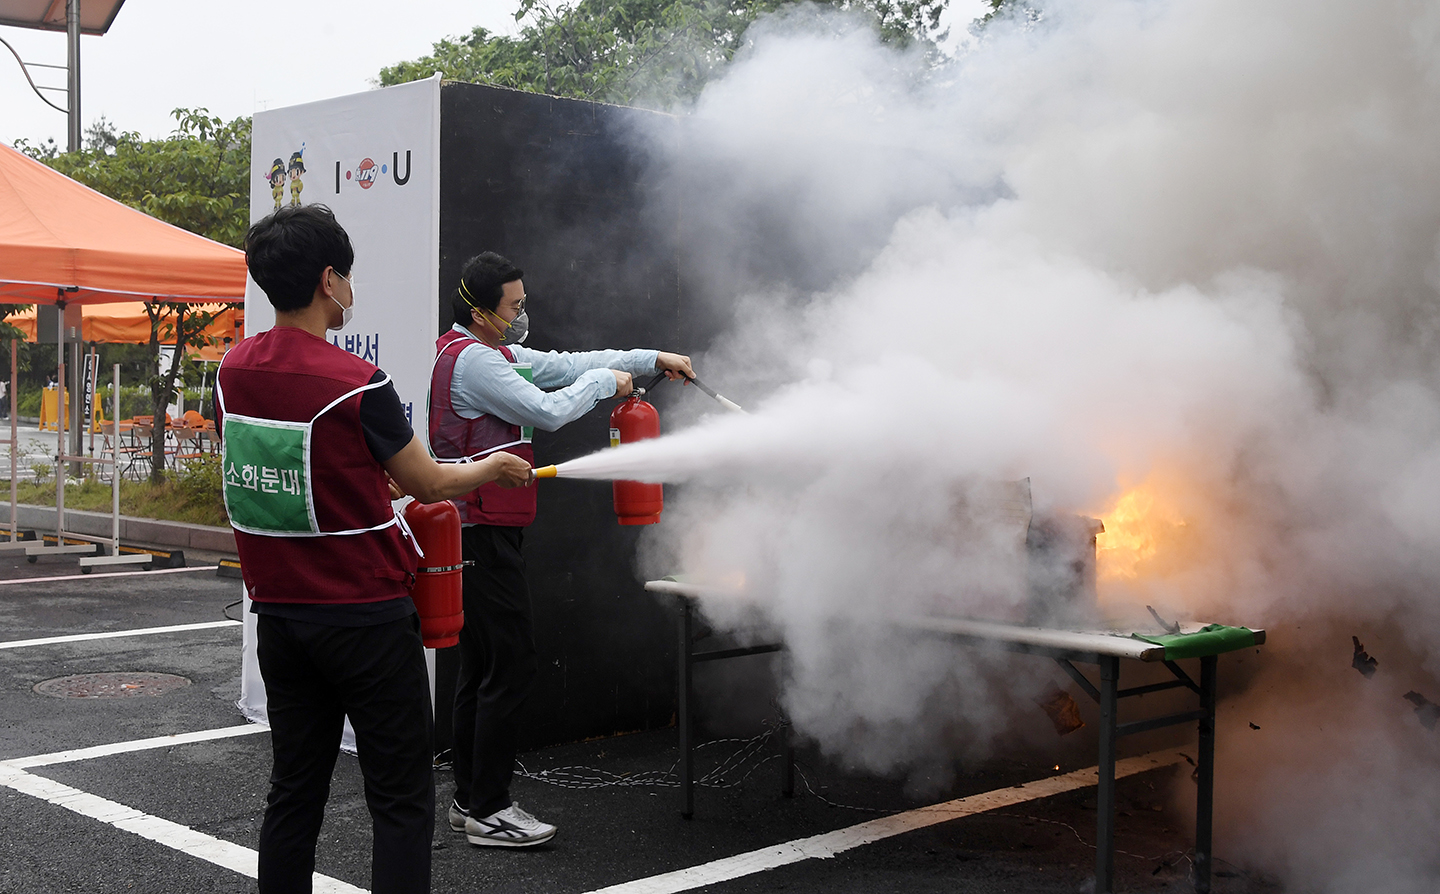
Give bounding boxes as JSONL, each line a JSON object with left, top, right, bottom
{"left": 438, "top": 83, "right": 712, "bottom": 747}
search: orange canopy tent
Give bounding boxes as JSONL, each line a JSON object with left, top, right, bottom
{"left": 0, "top": 140, "right": 247, "bottom": 305}
{"left": 0, "top": 137, "right": 244, "bottom": 560}
{"left": 2, "top": 302, "right": 244, "bottom": 360}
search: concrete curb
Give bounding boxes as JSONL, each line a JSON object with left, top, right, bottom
{"left": 0, "top": 502, "right": 236, "bottom": 554}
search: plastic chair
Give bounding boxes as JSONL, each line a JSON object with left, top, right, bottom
{"left": 182, "top": 410, "right": 206, "bottom": 429}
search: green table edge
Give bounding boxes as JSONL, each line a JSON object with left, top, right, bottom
{"left": 1131, "top": 624, "right": 1259, "bottom": 660}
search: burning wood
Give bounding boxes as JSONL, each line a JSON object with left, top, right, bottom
{"left": 1035, "top": 686, "right": 1086, "bottom": 736}
{"left": 1351, "top": 636, "right": 1378, "bottom": 678}
{"left": 1403, "top": 691, "right": 1440, "bottom": 730}
{"left": 1147, "top": 605, "right": 1181, "bottom": 635}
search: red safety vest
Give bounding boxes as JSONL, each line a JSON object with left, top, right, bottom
{"left": 428, "top": 329, "right": 538, "bottom": 526}
{"left": 217, "top": 327, "right": 417, "bottom": 604}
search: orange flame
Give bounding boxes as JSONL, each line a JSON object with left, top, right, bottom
{"left": 1095, "top": 482, "right": 1190, "bottom": 582}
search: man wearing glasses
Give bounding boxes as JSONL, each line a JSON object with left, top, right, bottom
{"left": 425, "top": 251, "right": 692, "bottom": 847}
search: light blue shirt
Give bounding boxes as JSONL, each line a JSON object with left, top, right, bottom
{"left": 446, "top": 324, "right": 659, "bottom": 432}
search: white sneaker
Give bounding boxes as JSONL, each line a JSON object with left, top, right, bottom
{"left": 465, "top": 801, "right": 557, "bottom": 847}
{"left": 447, "top": 799, "right": 469, "bottom": 833}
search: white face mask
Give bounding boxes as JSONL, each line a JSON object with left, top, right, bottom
{"left": 329, "top": 272, "right": 355, "bottom": 331}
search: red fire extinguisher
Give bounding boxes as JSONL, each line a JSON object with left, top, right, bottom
{"left": 403, "top": 499, "right": 464, "bottom": 648}
{"left": 610, "top": 393, "right": 662, "bottom": 525}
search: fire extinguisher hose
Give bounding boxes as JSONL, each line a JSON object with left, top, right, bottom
{"left": 683, "top": 375, "right": 745, "bottom": 413}
{"left": 635, "top": 372, "right": 668, "bottom": 395}
{"left": 635, "top": 371, "right": 745, "bottom": 413}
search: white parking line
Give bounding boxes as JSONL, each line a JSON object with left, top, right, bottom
{"left": 582, "top": 751, "right": 1189, "bottom": 894}
{"left": 6, "top": 723, "right": 267, "bottom": 769}
{"left": 0, "top": 565, "right": 218, "bottom": 586}
{"left": 0, "top": 728, "right": 1183, "bottom": 894}
{"left": 0, "top": 766, "right": 266, "bottom": 876}
{"left": 0, "top": 725, "right": 367, "bottom": 894}
{"left": 0, "top": 620, "right": 240, "bottom": 650}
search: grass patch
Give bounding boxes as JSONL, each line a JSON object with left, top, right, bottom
{"left": 12, "top": 456, "right": 228, "bottom": 528}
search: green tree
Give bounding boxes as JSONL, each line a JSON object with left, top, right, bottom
{"left": 143, "top": 302, "right": 222, "bottom": 483}
{"left": 378, "top": 0, "right": 949, "bottom": 108}
{"left": 0, "top": 313, "right": 26, "bottom": 345}
{"left": 0, "top": 313, "right": 29, "bottom": 401}
{"left": 974, "top": 0, "right": 1040, "bottom": 30}
{"left": 15, "top": 109, "right": 248, "bottom": 477}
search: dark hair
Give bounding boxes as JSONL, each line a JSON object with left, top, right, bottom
{"left": 245, "top": 204, "right": 353, "bottom": 312}
{"left": 453, "top": 252, "right": 523, "bottom": 327}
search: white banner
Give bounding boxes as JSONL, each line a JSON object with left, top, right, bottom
{"left": 246, "top": 76, "right": 442, "bottom": 442}
{"left": 242, "top": 77, "right": 443, "bottom": 736}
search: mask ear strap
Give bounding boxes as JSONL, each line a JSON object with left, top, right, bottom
{"left": 480, "top": 305, "right": 510, "bottom": 334}
{"left": 461, "top": 280, "right": 507, "bottom": 333}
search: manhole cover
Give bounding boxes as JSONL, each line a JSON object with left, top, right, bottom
{"left": 34, "top": 672, "right": 191, "bottom": 699}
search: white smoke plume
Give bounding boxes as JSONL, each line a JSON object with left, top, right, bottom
{"left": 567, "top": 0, "right": 1440, "bottom": 886}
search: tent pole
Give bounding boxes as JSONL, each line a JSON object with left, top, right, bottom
{"left": 55, "top": 298, "right": 65, "bottom": 539}
{"left": 0, "top": 339, "right": 27, "bottom": 554}
{"left": 111, "top": 363, "right": 119, "bottom": 550}
{"left": 72, "top": 362, "right": 147, "bottom": 572}
{"left": 75, "top": 362, "right": 149, "bottom": 572}
{"left": 8, "top": 340, "right": 16, "bottom": 543}
{"left": 26, "top": 299, "right": 97, "bottom": 563}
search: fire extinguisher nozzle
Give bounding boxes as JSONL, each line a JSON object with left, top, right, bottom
{"left": 533, "top": 464, "right": 559, "bottom": 479}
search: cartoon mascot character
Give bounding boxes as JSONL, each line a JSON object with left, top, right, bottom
{"left": 287, "top": 149, "right": 306, "bottom": 206}
{"left": 267, "top": 158, "right": 286, "bottom": 211}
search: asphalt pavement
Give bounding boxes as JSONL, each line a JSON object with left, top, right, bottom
{"left": 0, "top": 548, "right": 1284, "bottom": 894}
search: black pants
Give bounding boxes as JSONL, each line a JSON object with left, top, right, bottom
{"left": 256, "top": 613, "right": 434, "bottom": 894}
{"left": 452, "top": 524, "right": 537, "bottom": 818}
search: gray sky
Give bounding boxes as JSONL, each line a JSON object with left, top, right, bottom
{"left": 0, "top": 0, "right": 517, "bottom": 147}
{"left": 1, "top": 0, "right": 986, "bottom": 149}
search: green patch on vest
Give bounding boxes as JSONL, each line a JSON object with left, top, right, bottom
{"left": 223, "top": 416, "right": 313, "bottom": 534}
{"left": 513, "top": 363, "right": 534, "bottom": 443}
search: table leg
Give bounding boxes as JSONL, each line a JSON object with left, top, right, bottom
{"left": 1194, "top": 655, "right": 1217, "bottom": 893}
{"left": 781, "top": 719, "right": 795, "bottom": 798}
{"left": 1096, "top": 656, "right": 1119, "bottom": 894}
{"left": 678, "top": 597, "right": 695, "bottom": 819}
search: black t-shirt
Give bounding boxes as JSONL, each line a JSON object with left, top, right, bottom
{"left": 250, "top": 369, "right": 418, "bottom": 627}
{"left": 357, "top": 370, "right": 415, "bottom": 463}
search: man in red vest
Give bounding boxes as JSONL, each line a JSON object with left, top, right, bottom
{"left": 221, "top": 206, "right": 532, "bottom": 893}
{"left": 428, "top": 252, "right": 692, "bottom": 847}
